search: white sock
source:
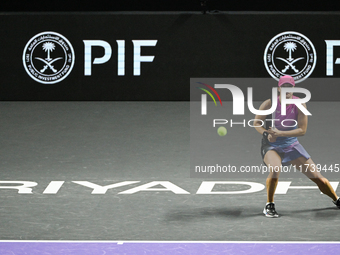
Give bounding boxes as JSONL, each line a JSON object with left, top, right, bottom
{"left": 266, "top": 202, "right": 275, "bottom": 205}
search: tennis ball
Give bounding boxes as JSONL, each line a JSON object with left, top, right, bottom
{"left": 217, "top": 126, "right": 227, "bottom": 136}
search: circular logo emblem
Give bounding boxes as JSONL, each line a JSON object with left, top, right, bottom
{"left": 264, "top": 31, "right": 316, "bottom": 83}
{"left": 22, "top": 31, "right": 75, "bottom": 84}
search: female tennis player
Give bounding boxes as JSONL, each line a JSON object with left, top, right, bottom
{"left": 254, "top": 75, "right": 340, "bottom": 217}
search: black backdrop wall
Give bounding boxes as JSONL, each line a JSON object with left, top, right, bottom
{"left": 1, "top": 12, "right": 340, "bottom": 100}
{"left": 1, "top": 1, "right": 339, "bottom": 12}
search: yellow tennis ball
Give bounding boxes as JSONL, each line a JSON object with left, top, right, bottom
{"left": 217, "top": 126, "right": 227, "bottom": 136}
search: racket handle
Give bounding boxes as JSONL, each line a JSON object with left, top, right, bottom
{"left": 263, "top": 131, "right": 269, "bottom": 142}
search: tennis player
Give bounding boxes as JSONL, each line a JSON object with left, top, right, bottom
{"left": 254, "top": 75, "right": 340, "bottom": 217}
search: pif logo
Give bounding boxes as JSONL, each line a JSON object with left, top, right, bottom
{"left": 264, "top": 31, "right": 317, "bottom": 83}
{"left": 22, "top": 31, "right": 75, "bottom": 84}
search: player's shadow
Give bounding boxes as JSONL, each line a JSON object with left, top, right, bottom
{"left": 164, "top": 206, "right": 259, "bottom": 223}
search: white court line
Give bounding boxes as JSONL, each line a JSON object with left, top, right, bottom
{"left": 0, "top": 240, "right": 340, "bottom": 244}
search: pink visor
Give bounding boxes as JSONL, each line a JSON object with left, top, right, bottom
{"left": 278, "top": 75, "right": 295, "bottom": 87}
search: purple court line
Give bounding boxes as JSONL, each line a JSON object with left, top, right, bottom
{"left": 0, "top": 241, "right": 339, "bottom": 255}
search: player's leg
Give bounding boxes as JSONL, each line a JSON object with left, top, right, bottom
{"left": 290, "top": 157, "right": 340, "bottom": 207}
{"left": 263, "top": 150, "right": 282, "bottom": 217}
{"left": 264, "top": 150, "right": 282, "bottom": 202}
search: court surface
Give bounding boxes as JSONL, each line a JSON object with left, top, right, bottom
{"left": 0, "top": 102, "right": 339, "bottom": 253}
